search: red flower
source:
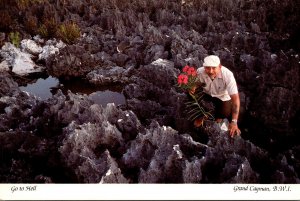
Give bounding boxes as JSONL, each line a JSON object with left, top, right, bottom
{"left": 177, "top": 65, "right": 199, "bottom": 92}
{"left": 187, "top": 67, "right": 196, "bottom": 76}
{"left": 177, "top": 74, "right": 188, "bottom": 85}
{"left": 182, "top": 65, "right": 190, "bottom": 73}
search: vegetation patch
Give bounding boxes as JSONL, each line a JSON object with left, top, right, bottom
{"left": 57, "top": 22, "right": 81, "bottom": 44}
{"left": 8, "top": 31, "right": 21, "bottom": 47}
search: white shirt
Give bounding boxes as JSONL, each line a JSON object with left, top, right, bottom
{"left": 196, "top": 66, "right": 238, "bottom": 101}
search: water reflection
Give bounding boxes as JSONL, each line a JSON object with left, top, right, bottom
{"left": 19, "top": 76, "right": 126, "bottom": 106}
{"left": 19, "top": 76, "right": 59, "bottom": 100}
{"left": 89, "top": 90, "right": 125, "bottom": 106}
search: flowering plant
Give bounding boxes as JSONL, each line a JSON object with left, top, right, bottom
{"left": 177, "top": 65, "right": 214, "bottom": 127}
{"left": 177, "top": 65, "right": 198, "bottom": 92}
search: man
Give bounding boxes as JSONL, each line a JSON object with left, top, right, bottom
{"left": 190, "top": 55, "right": 241, "bottom": 137}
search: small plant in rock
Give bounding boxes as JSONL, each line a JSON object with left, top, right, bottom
{"left": 177, "top": 65, "right": 214, "bottom": 126}
{"left": 37, "top": 17, "right": 59, "bottom": 39}
{"left": 47, "top": 19, "right": 59, "bottom": 37}
{"left": 8, "top": 31, "right": 21, "bottom": 47}
{"left": 38, "top": 24, "right": 48, "bottom": 38}
{"left": 57, "top": 21, "right": 81, "bottom": 44}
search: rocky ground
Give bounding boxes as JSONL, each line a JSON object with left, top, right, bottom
{"left": 0, "top": 0, "right": 299, "bottom": 183}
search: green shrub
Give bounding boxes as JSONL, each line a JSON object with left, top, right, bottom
{"left": 57, "top": 22, "right": 81, "bottom": 44}
{"left": 8, "top": 31, "right": 21, "bottom": 47}
{"left": 38, "top": 24, "right": 48, "bottom": 38}
{"left": 44, "top": 18, "right": 58, "bottom": 37}
{"left": 38, "top": 18, "right": 58, "bottom": 38}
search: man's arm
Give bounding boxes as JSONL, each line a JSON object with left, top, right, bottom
{"left": 230, "top": 93, "right": 240, "bottom": 121}
{"left": 229, "top": 93, "right": 241, "bottom": 137}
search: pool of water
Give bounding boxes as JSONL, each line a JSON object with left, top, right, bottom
{"left": 19, "top": 76, "right": 126, "bottom": 106}
{"left": 19, "top": 76, "right": 58, "bottom": 100}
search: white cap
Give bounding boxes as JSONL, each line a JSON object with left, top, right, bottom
{"left": 203, "top": 55, "right": 220, "bottom": 67}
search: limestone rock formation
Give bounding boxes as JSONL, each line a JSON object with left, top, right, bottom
{"left": 0, "top": 0, "right": 299, "bottom": 184}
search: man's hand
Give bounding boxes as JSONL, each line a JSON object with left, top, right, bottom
{"left": 228, "top": 122, "right": 241, "bottom": 138}
{"left": 189, "top": 86, "right": 197, "bottom": 95}
{"left": 193, "top": 116, "right": 207, "bottom": 127}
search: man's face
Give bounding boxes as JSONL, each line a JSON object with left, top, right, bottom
{"left": 204, "top": 65, "right": 221, "bottom": 79}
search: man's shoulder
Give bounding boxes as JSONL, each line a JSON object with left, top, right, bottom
{"left": 221, "top": 66, "right": 232, "bottom": 72}
{"left": 197, "top": 67, "right": 205, "bottom": 73}
{"left": 221, "top": 66, "right": 234, "bottom": 76}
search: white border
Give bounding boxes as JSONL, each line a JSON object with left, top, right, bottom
{"left": 0, "top": 184, "right": 300, "bottom": 200}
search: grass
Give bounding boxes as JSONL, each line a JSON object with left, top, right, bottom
{"left": 57, "top": 22, "right": 81, "bottom": 44}
{"left": 8, "top": 31, "right": 21, "bottom": 47}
